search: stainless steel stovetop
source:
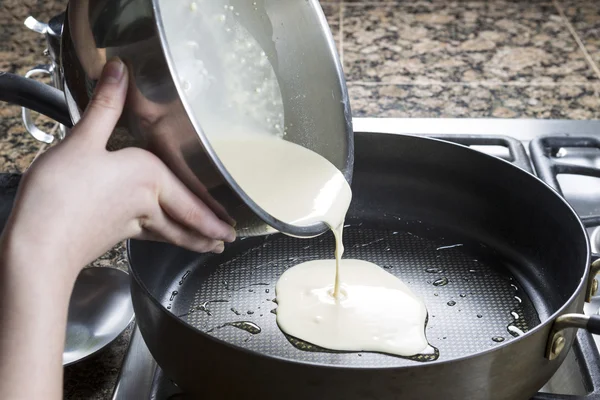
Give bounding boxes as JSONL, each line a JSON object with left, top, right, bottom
{"left": 112, "top": 118, "right": 600, "bottom": 400}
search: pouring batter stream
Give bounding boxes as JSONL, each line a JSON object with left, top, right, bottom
{"left": 212, "top": 136, "right": 432, "bottom": 357}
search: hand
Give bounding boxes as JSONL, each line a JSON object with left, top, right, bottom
{"left": 0, "top": 58, "right": 236, "bottom": 400}
{"left": 2, "top": 57, "right": 236, "bottom": 274}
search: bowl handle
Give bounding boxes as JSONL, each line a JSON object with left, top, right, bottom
{"left": 0, "top": 70, "right": 72, "bottom": 129}
{"left": 20, "top": 64, "right": 68, "bottom": 144}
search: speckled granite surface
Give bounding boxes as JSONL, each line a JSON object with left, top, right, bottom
{"left": 337, "top": 1, "right": 600, "bottom": 118}
{"left": 563, "top": 1, "right": 600, "bottom": 67}
{"left": 1, "top": 0, "right": 600, "bottom": 398}
{"left": 344, "top": 2, "right": 597, "bottom": 84}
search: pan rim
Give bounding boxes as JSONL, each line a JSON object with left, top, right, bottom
{"left": 128, "top": 132, "right": 591, "bottom": 371}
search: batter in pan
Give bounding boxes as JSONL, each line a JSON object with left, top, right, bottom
{"left": 212, "top": 136, "right": 431, "bottom": 357}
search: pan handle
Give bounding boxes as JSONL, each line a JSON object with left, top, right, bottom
{"left": 551, "top": 314, "right": 600, "bottom": 336}
{"left": 0, "top": 71, "right": 72, "bottom": 128}
{"left": 546, "top": 314, "right": 600, "bottom": 361}
{"left": 589, "top": 315, "right": 600, "bottom": 334}
{"left": 545, "top": 257, "right": 600, "bottom": 360}
{"left": 585, "top": 258, "right": 600, "bottom": 302}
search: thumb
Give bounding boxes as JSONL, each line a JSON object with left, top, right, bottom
{"left": 77, "top": 57, "right": 128, "bottom": 143}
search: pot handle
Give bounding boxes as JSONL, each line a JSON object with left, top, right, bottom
{"left": 545, "top": 257, "right": 600, "bottom": 360}
{"left": 546, "top": 314, "right": 600, "bottom": 361}
{"left": 589, "top": 315, "right": 600, "bottom": 333}
{"left": 585, "top": 257, "right": 600, "bottom": 302}
{"left": 0, "top": 71, "right": 72, "bottom": 128}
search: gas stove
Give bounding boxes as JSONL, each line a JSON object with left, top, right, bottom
{"left": 112, "top": 118, "right": 600, "bottom": 400}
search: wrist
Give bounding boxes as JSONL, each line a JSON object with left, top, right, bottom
{"left": 0, "top": 224, "right": 82, "bottom": 284}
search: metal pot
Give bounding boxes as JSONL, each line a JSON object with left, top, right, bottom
{"left": 0, "top": 0, "right": 353, "bottom": 238}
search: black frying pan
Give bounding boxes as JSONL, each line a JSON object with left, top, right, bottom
{"left": 128, "top": 132, "right": 598, "bottom": 400}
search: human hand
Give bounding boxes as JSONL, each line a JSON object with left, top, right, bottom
{"left": 0, "top": 57, "right": 236, "bottom": 275}
{"left": 0, "top": 57, "right": 239, "bottom": 400}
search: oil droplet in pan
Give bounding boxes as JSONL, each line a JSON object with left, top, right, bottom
{"left": 207, "top": 321, "right": 262, "bottom": 335}
{"left": 436, "top": 244, "right": 463, "bottom": 250}
{"left": 178, "top": 270, "right": 191, "bottom": 286}
{"left": 492, "top": 336, "right": 505, "bottom": 343}
{"left": 228, "top": 321, "right": 261, "bottom": 334}
{"left": 507, "top": 325, "right": 525, "bottom": 338}
{"left": 433, "top": 277, "right": 449, "bottom": 287}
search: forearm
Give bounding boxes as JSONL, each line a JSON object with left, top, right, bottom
{"left": 0, "top": 233, "right": 78, "bottom": 400}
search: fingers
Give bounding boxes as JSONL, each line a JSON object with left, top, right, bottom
{"left": 194, "top": 188, "right": 236, "bottom": 227}
{"left": 76, "top": 58, "right": 128, "bottom": 145}
{"left": 140, "top": 210, "right": 226, "bottom": 254}
{"left": 158, "top": 167, "right": 237, "bottom": 243}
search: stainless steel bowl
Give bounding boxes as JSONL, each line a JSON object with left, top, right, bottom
{"left": 64, "top": 267, "right": 134, "bottom": 366}
{"left": 57, "top": 0, "right": 353, "bottom": 237}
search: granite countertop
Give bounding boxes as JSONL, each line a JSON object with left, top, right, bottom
{"left": 1, "top": 0, "right": 600, "bottom": 398}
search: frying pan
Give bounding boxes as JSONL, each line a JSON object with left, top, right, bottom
{"left": 129, "top": 132, "right": 599, "bottom": 400}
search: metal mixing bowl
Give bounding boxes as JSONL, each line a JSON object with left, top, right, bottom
{"left": 58, "top": 0, "right": 353, "bottom": 237}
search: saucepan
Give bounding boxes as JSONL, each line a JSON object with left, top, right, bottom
{"left": 0, "top": 0, "right": 353, "bottom": 238}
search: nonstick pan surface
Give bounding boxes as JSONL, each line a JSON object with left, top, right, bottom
{"left": 158, "top": 220, "right": 541, "bottom": 367}
{"left": 129, "top": 133, "right": 589, "bottom": 399}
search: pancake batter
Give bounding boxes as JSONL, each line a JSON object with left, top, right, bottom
{"left": 276, "top": 259, "right": 431, "bottom": 356}
{"left": 212, "top": 136, "right": 431, "bottom": 357}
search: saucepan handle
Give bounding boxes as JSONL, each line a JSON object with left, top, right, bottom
{"left": 545, "top": 314, "right": 600, "bottom": 360}
{"left": 551, "top": 314, "right": 600, "bottom": 335}
{"left": 545, "top": 256, "right": 600, "bottom": 360}
{"left": 585, "top": 256, "right": 600, "bottom": 302}
{"left": 589, "top": 315, "right": 600, "bottom": 334}
{"left": 0, "top": 71, "right": 72, "bottom": 129}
